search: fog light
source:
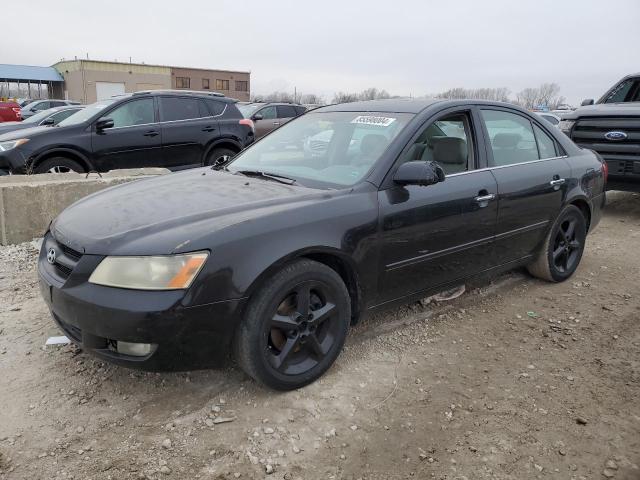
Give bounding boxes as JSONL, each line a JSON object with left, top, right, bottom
{"left": 116, "top": 341, "right": 153, "bottom": 357}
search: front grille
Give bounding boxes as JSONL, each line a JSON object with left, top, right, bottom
{"left": 572, "top": 116, "right": 640, "bottom": 161}
{"left": 42, "top": 233, "right": 83, "bottom": 282}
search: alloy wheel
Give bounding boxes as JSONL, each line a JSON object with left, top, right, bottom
{"left": 47, "top": 166, "right": 73, "bottom": 174}
{"left": 552, "top": 217, "right": 581, "bottom": 273}
{"left": 264, "top": 281, "right": 339, "bottom": 376}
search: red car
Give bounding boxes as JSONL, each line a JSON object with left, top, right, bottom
{"left": 0, "top": 101, "right": 21, "bottom": 122}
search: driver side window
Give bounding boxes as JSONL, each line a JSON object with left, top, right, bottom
{"left": 101, "top": 98, "right": 155, "bottom": 128}
{"left": 398, "top": 112, "right": 473, "bottom": 176}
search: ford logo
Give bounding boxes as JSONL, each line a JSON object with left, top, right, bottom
{"left": 47, "top": 248, "right": 57, "bottom": 265}
{"left": 604, "top": 131, "right": 628, "bottom": 141}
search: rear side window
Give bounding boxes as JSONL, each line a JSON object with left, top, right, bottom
{"left": 159, "top": 97, "right": 208, "bottom": 121}
{"left": 295, "top": 106, "right": 307, "bottom": 115}
{"left": 277, "top": 105, "right": 297, "bottom": 118}
{"left": 481, "top": 110, "right": 539, "bottom": 167}
{"left": 533, "top": 124, "right": 558, "bottom": 159}
{"left": 205, "top": 99, "right": 226, "bottom": 116}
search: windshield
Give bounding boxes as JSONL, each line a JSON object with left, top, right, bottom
{"left": 57, "top": 98, "right": 119, "bottom": 126}
{"left": 227, "top": 111, "right": 413, "bottom": 188}
{"left": 237, "top": 103, "right": 262, "bottom": 118}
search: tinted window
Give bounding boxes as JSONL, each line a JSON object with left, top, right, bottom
{"left": 159, "top": 97, "right": 208, "bottom": 122}
{"left": 481, "top": 110, "right": 539, "bottom": 166}
{"left": 603, "top": 79, "right": 637, "bottom": 103}
{"left": 103, "top": 98, "right": 155, "bottom": 128}
{"left": 205, "top": 99, "right": 226, "bottom": 116}
{"left": 257, "top": 106, "right": 277, "bottom": 120}
{"left": 295, "top": 106, "right": 307, "bottom": 115}
{"left": 277, "top": 105, "right": 297, "bottom": 118}
{"left": 50, "top": 101, "right": 66, "bottom": 107}
{"left": 398, "top": 113, "right": 473, "bottom": 175}
{"left": 533, "top": 124, "right": 557, "bottom": 159}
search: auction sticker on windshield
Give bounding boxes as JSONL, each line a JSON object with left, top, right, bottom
{"left": 351, "top": 116, "right": 396, "bottom": 127}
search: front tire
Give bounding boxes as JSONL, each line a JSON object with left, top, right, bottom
{"left": 527, "top": 205, "right": 587, "bottom": 282}
{"left": 234, "top": 259, "right": 351, "bottom": 390}
{"left": 35, "top": 157, "right": 85, "bottom": 174}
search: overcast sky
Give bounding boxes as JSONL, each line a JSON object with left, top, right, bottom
{"left": 3, "top": 0, "right": 639, "bottom": 105}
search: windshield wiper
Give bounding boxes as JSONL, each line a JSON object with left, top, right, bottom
{"left": 233, "top": 169, "right": 296, "bottom": 185}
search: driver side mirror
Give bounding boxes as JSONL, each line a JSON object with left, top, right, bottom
{"left": 581, "top": 98, "right": 594, "bottom": 106}
{"left": 95, "top": 118, "right": 114, "bottom": 131}
{"left": 252, "top": 113, "right": 263, "bottom": 121}
{"left": 394, "top": 160, "right": 445, "bottom": 187}
{"left": 41, "top": 117, "right": 55, "bottom": 126}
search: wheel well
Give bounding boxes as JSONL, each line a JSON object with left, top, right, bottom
{"left": 34, "top": 151, "right": 89, "bottom": 173}
{"left": 209, "top": 142, "right": 241, "bottom": 156}
{"left": 570, "top": 199, "right": 592, "bottom": 231}
{"left": 302, "top": 252, "right": 362, "bottom": 325}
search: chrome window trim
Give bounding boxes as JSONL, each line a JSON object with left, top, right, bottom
{"left": 98, "top": 104, "right": 228, "bottom": 131}
{"left": 445, "top": 155, "right": 569, "bottom": 178}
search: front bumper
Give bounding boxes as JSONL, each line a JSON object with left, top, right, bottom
{"left": 38, "top": 234, "right": 246, "bottom": 371}
{"left": 0, "top": 147, "right": 29, "bottom": 173}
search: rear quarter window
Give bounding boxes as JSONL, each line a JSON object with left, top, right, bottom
{"left": 205, "top": 99, "right": 227, "bottom": 116}
{"left": 221, "top": 102, "right": 242, "bottom": 119}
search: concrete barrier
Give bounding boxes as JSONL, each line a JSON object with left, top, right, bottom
{"left": 0, "top": 169, "right": 170, "bottom": 245}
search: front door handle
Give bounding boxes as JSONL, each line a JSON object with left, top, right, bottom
{"left": 475, "top": 193, "right": 496, "bottom": 203}
{"left": 549, "top": 178, "right": 566, "bottom": 186}
{"left": 143, "top": 130, "right": 159, "bottom": 137}
{"left": 202, "top": 126, "right": 216, "bottom": 132}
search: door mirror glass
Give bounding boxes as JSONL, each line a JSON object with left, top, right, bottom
{"left": 394, "top": 160, "right": 445, "bottom": 187}
{"left": 95, "top": 118, "right": 114, "bottom": 131}
{"left": 581, "top": 98, "right": 594, "bottom": 106}
{"left": 252, "top": 113, "right": 263, "bottom": 121}
{"left": 41, "top": 117, "right": 55, "bottom": 126}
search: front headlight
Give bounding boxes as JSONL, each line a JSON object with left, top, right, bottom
{"left": 0, "top": 138, "right": 29, "bottom": 151}
{"left": 89, "top": 252, "right": 209, "bottom": 290}
{"left": 558, "top": 120, "right": 575, "bottom": 133}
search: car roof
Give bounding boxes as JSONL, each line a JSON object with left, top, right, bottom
{"left": 317, "top": 98, "right": 443, "bottom": 113}
{"left": 131, "top": 89, "right": 237, "bottom": 103}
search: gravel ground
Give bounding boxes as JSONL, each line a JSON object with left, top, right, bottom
{"left": 0, "top": 191, "right": 639, "bottom": 480}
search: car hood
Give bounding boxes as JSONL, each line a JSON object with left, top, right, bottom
{"left": 563, "top": 102, "right": 640, "bottom": 120}
{"left": 0, "top": 125, "right": 54, "bottom": 141}
{"left": 51, "top": 168, "right": 328, "bottom": 255}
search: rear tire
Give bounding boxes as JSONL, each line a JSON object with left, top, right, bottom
{"left": 234, "top": 259, "right": 351, "bottom": 390}
{"left": 527, "top": 205, "right": 587, "bottom": 282}
{"left": 35, "top": 157, "right": 84, "bottom": 174}
{"left": 205, "top": 147, "right": 237, "bottom": 167}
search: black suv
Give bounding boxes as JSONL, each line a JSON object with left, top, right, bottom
{"left": 560, "top": 73, "right": 640, "bottom": 191}
{"left": 0, "top": 90, "right": 254, "bottom": 175}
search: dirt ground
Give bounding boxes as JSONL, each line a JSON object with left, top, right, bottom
{"left": 0, "top": 191, "right": 639, "bottom": 480}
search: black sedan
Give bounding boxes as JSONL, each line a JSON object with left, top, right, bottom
{"left": 38, "top": 99, "right": 606, "bottom": 390}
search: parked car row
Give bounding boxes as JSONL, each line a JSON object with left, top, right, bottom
{"left": 0, "top": 90, "right": 255, "bottom": 175}
{"left": 237, "top": 102, "right": 307, "bottom": 138}
{"left": 0, "top": 105, "right": 84, "bottom": 135}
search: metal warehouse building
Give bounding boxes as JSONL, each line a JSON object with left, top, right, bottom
{"left": 0, "top": 60, "right": 251, "bottom": 103}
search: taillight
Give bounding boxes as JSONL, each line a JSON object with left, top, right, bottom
{"left": 12, "top": 107, "right": 21, "bottom": 118}
{"left": 601, "top": 160, "right": 608, "bottom": 183}
{"left": 239, "top": 118, "right": 254, "bottom": 131}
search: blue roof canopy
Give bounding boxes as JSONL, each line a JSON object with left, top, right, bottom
{"left": 0, "top": 64, "right": 63, "bottom": 82}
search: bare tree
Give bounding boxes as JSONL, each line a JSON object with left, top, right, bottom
{"left": 515, "top": 83, "right": 564, "bottom": 109}
{"left": 434, "top": 87, "right": 511, "bottom": 102}
{"left": 332, "top": 92, "right": 360, "bottom": 104}
{"left": 300, "top": 93, "right": 324, "bottom": 105}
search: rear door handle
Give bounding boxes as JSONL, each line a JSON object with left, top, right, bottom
{"left": 475, "top": 193, "right": 496, "bottom": 203}
{"left": 143, "top": 130, "right": 159, "bottom": 137}
{"left": 550, "top": 178, "right": 566, "bottom": 186}
{"left": 202, "top": 126, "right": 216, "bottom": 132}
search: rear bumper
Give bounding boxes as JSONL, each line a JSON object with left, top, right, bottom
{"left": 38, "top": 242, "right": 247, "bottom": 371}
